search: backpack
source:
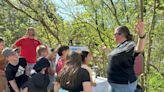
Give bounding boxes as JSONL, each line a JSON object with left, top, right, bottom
{"left": 134, "top": 54, "right": 144, "bottom": 77}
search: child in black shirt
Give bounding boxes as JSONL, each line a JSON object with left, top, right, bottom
{"left": 2, "top": 48, "right": 28, "bottom": 92}
{"left": 23, "top": 57, "right": 50, "bottom": 92}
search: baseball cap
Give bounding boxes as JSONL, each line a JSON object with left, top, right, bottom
{"left": 33, "top": 57, "right": 50, "bottom": 72}
{"left": 2, "top": 48, "right": 16, "bottom": 57}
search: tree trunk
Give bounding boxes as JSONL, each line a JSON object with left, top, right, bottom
{"left": 145, "top": 0, "right": 157, "bottom": 91}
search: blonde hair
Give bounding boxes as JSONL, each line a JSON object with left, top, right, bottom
{"left": 25, "top": 27, "right": 35, "bottom": 36}
{"left": 36, "top": 45, "right": 47, "bottom": 56}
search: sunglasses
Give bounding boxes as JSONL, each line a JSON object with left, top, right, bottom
{"left": 114, "top": 33, "right": 122, "bottom": 36}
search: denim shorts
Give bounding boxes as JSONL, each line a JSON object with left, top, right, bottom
{"left": 27, "top": 63, "right": 35, "bottom": 70}
{"left": 108, "top": 81, "right": 137, "bottom": 92}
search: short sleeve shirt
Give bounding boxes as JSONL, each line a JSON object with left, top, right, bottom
{"left": 5, "top": 57, "right": 28, "bottom": 91}
{"left": 57, "top": 68, "right": 90, "bottom": 92}
{"left": 15, "top": 37, "right": 41, "bottom": 64}
{"left": 56, "top": 58, "right": 65, "bottom": 74}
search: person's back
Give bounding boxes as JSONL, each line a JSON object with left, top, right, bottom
{"left": 36, "top": 45, "right": 57, "bottom": 92}
{"left": 61, "top": 68, "right": 90, "bottom": 92}
{"left": 26, "top": 57, "right": 50, "bottom": 92}
{"left": 28, "top": 73, "right": 49, "bottom": 92}
{"left": 54, "top": 52, "right": 92, "bottom": 92}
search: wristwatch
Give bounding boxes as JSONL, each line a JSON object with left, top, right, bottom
{"left": 139, "top": 34, "right": 146, "bottom": 39}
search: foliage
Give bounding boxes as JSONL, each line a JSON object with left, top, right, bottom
{"left": 0, "top": 0, "right": 163, "bottom": 91}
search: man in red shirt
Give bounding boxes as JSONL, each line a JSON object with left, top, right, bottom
{"left": 12, "top": 27, "right": 42, "bottom": 75}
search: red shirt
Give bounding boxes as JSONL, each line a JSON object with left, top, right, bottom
{"left": 56, "top": 58, "right": 65, "bottom": 74}
{"left": 15, "top": 37, "right": 41, "bottom": 64}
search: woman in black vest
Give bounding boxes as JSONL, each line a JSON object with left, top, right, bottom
{"left": 107, "top": 21, "right": 145, "bottom": 92}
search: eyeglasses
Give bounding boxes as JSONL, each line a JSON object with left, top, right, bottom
{"left": 10, "top": 52, "right": 17, "bottom": 56}
{"left": 114, "top": 33, "right": 122, "bottom": 36}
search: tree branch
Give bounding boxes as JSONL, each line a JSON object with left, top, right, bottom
{"left": 40, "top": 18, "right": 61, "bottom": 44}
{"left": 5, "top": 0, "right": 61, "bottom": 43}
{"left": 109, "top": 0, "right": 121, "bottom": 25}
{"left": 18, "top": 0, "right": 39, "bottom": 15}
{"left": 103, "top": 0, "right": 121, "bottom": 25}
{"left": 139, "top": 0, "right": 144, "bottom": 21}
{"left": 43, "top": 1, "right": 58, "bottom": 24}
{"left": 5, "top": 0, "right": 38, "bottom": 21}
{"left": 145, "top": 0, "right": 157, "bottom": 91}
{"left": 90, "top": 0, "right": 107, "bottom": 46}
{"left": 43, "top": 1, "right": 61, "bottom": 37}
{"left": 123, "top": 0, "right": 129, "bottom": 22}
{"left": 43, "top": 26, "right": 52, "bottom": 47}
{"left": 148, "top": 63, "right": 164, "bottom": 77}
{"left": 147, "top": 0, "right": 157, "bottom": 72}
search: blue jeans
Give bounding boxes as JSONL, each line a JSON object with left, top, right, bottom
{"left": 48, "top": 75, "right": 55, "bottom": 90}
{"left": 108, "top": 81, "right": 137, "bottom": 92}
{"left": 27, "top": 63, "right": 35, "bottom": 69}
{"left": 59, "top": 88, "right": 69, "bottom": 92}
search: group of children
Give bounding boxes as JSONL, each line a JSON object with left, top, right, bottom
{"left": 0, "top": 37, "right": 95, "bottom": 92}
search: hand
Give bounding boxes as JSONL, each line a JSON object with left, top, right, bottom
{"left": 91, "top": 82, "right": 96, "bottom": 86}
{"left": 135, "top": 20, "right": 145, "bottom": 37}
{"left": 54, "top": 44, "right": 61, "bottom": 53}
{"left": 99, "top": 44, "right": 107, "bottom": 52}
{"left": 99, "top": 44, "right": 111, "bottom": 52}
{"left": 0, "top": 69, "right": 5, "bottom": 76}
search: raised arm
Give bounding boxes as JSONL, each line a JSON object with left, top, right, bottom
{"left": 11, "top": 38, "right": 23, "bottom": 49}
{"left": 48, "top": 44, "right": 61, "bottom": 61}
{"left": 99, "top": 44, "right": 111, "bottom": 54}
{"left": 135, "top": 21, "right": 145, "bottom": 53}
{"left": 11, "top": 43, "right": 18, "bottom": 49}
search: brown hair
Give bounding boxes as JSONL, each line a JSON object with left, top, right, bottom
{"left": 81, "top": 51, "right": 89, "bottom": 63}
{"left": 58, "top": 52, "right": 82, "bottom": 89}
{"left": 0, "top": 37, "right": 4, "bottom": 43}
{"left": 116, "top": 26, "right": 133, "bottom": 41}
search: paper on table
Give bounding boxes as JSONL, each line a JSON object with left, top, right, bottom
{"left": 92, "top": 77, "right": 109, "bottom": 92}
{"left": 95, "top": 77, "right": 107, "bottom": 83}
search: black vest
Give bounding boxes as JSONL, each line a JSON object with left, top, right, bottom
{"left": 107, "top": 40, "right": 138, "bottom": 84}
